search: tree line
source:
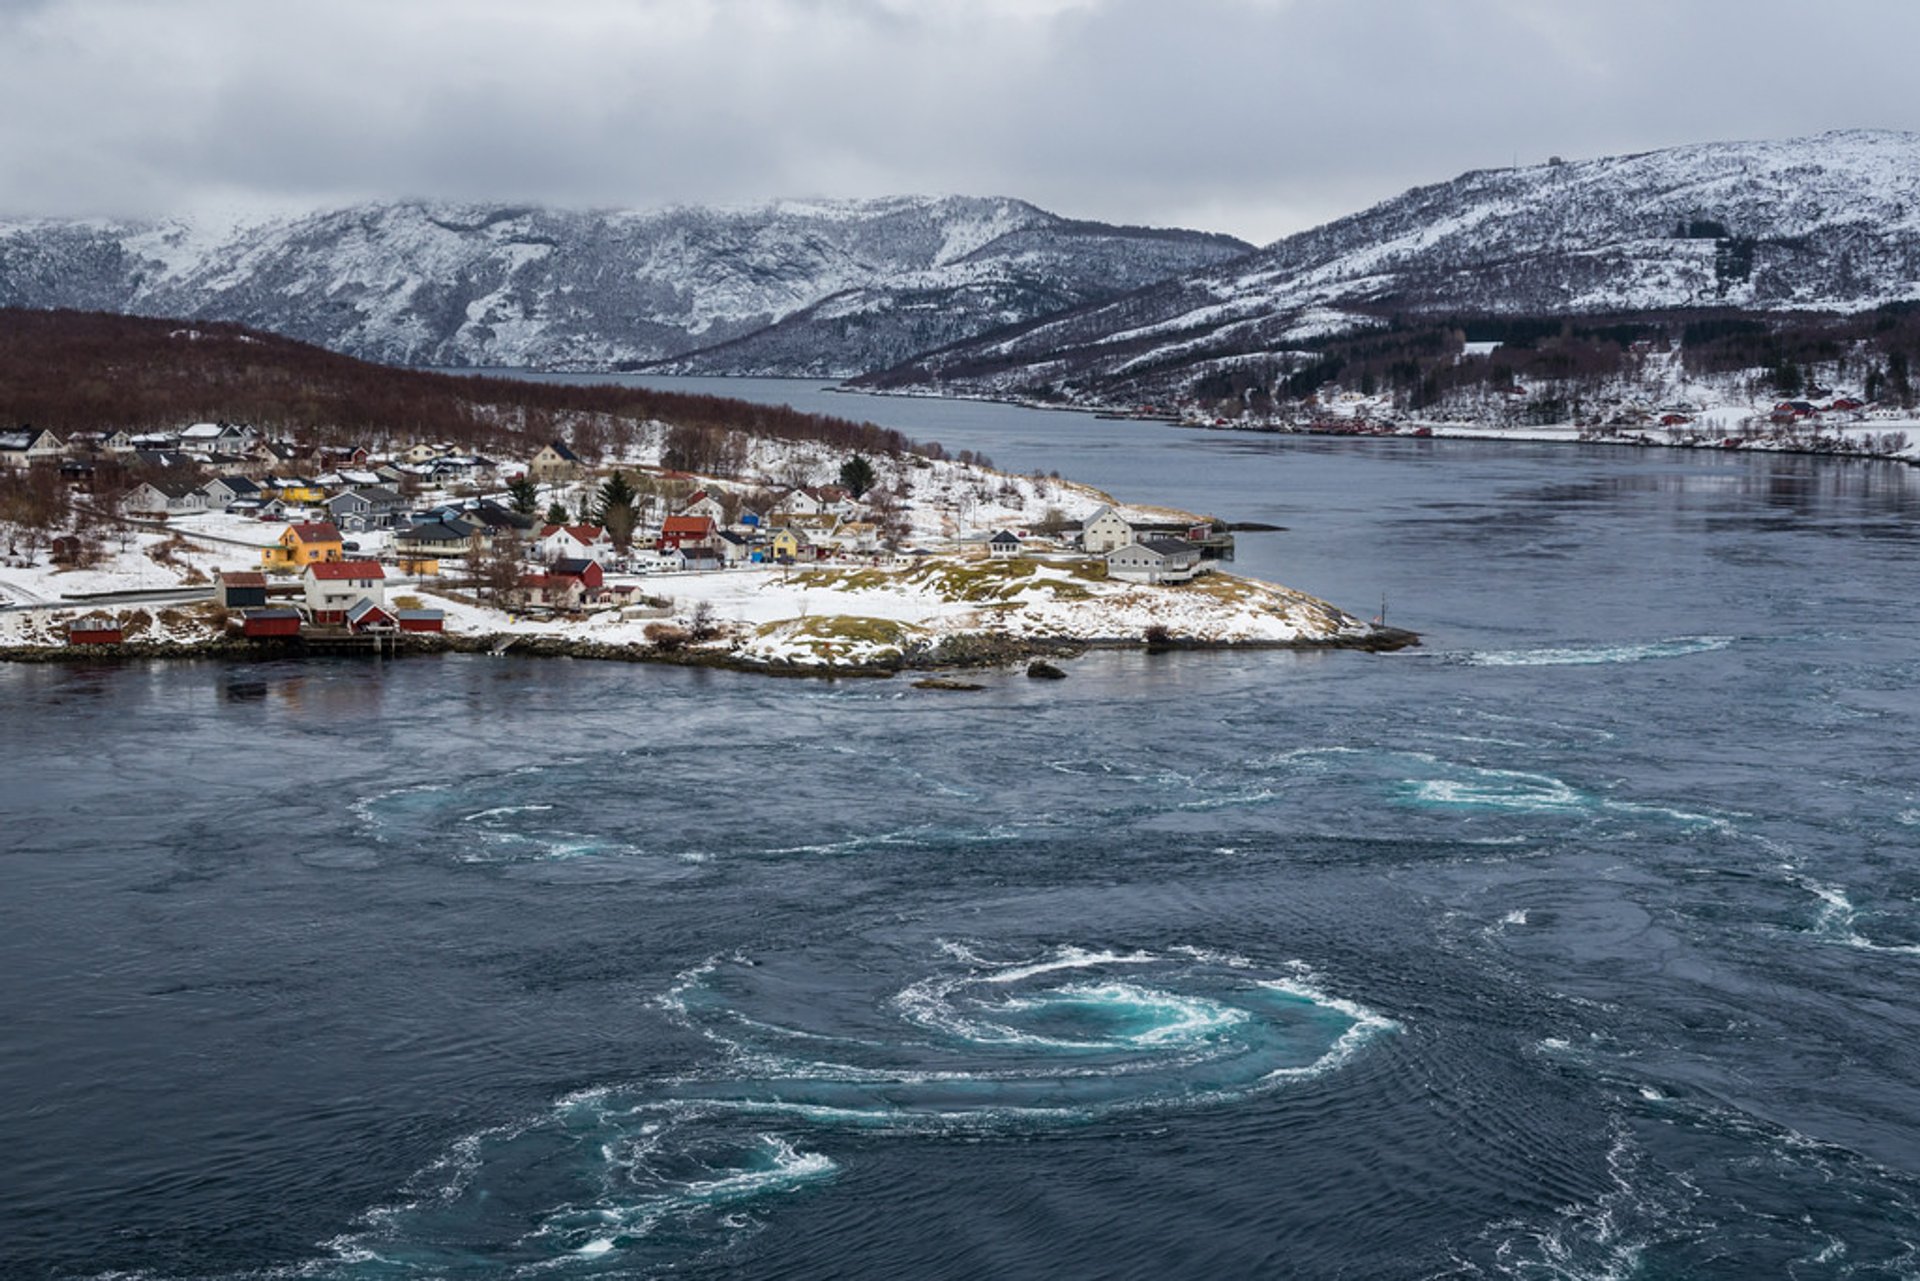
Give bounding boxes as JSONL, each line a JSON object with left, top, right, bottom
{"left": 0, "top": 309, "right": 920, "bottom": 459}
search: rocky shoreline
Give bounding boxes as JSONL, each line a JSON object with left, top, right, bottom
{"left": 0, "top": 623, "right": 1419, "bottom": 677}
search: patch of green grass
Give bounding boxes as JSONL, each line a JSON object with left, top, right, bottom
{"left": 754, "top": 615, "right": 926, "bottom": 654}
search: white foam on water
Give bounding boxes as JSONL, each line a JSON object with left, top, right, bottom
{"left": 974, "top": 945, "right": 1161, "bottom": 986}
{"left": 1405, "top": 768, "right": 1589, "bottom": 815}
{"left": 462, "top": 803, "right": 556, "bottom": 822}
{"left": 1175, "top": 787, "right": 1282, "bottom": 812}
{"left": 1502, "top": 910, "right": 1530, "bottom": 926}
{"left": 347, "top": 780, "right": 453, "bottom": 833}
{"left": 339, "top": 943, "right": 1398, "bottom": 1274}
{"left": 991, "top": 981, "right": 1249, "bottom": 1049}
{"left": 1797, "top": 875, "right": 1920, "bottom": 956}
{"left": 1458, "top": 636, "right": 1733, "bottom": 667}
{"left": 677, "top": 1135, "right": 837, "bottom": 1204}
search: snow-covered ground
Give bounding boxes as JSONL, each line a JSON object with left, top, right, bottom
{"left": 405, "top": 554, "right": 1368, "bottom": 668}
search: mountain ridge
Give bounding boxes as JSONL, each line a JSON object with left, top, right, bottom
{"left": 858, "top": 130, "right": 1920, "bottom": 402}
{"left": 0, "top": 196, "right": 1251, "bottom": 376}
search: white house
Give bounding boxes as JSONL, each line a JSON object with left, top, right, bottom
{"left": 122, "top": 478, "right": 208, "bottom": 516}
{"left": 303, "top": 560, "right": 386, "bottom": 623}
{"left": 1106, "top": 538, "right": 1206, "bottom": 585}
{"left": 1079, "top": 505, "right": 1135, "bottom": 554}
{"left": 680, "top": 490, "right": 727, "bottom": 524}
{"left": 178, "top": 422, "right": 258, "bottom": 449}
{"left": 987, "top": 530, "right": 1023, "bottom": 559}
{"left": 537, "top": 523, "right": 612, "bottom": 562}
{"left": 0, "top": 427, "right": 65, "bottom": 468}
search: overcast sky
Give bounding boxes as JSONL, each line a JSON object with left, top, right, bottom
{"left": 5, "top": 0, "right": 1919, "bottom": 245}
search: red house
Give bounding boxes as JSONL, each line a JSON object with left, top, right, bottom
{"left": 657, "top": 515, "right": 717, "bottom": 553}
{"left": 549, "top": 557, "right": 604, "bottom": 591}
{"left": 68, "top": 618, "right": 123, "bottom": 645}
{"left": 346, "top": 599, "right": 397, "bottom": 633}
{"left": 242, "top": 608, "right": 302, "bottom": 638}
{"left": 396, "top": 609, "right": 445, "bottom": 633}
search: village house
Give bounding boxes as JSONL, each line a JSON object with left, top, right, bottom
{"left": 396, "top": 608, "right": 445, "bottom": 633}
{"left": 1079, "top": 505, "right": 1136, "bottom": 553}
{"left": 316, "top": 468, "right": 384, "bottom": 490}
{"left": 394, "top": 518, "right": 482, "bottom": 560}
{"left": 200, "top": 475, "right": 263, "bottom": 509}
{"left": 345, "top": 598, "right": 398, "bottom": 633}
{"left": 715, "top": 529, "right": 755, "bottom": 565}
{"left": 323, "top": 486, "right": 406, "bottom": 532}
{"left": 311, "top": 444, "right": 372, "bottom": 470}
{"left": 680, "top": 490, "right": 727, "bottom": 524}
{"left": 269, "top": 477, "right": 327, "bottom": 505}
{"left": 262, "top": 521, "right": 345, "bottom": 571}
{"left": 658, "top": 514, "right": 719, "bottom": 554}
{"left": 550, "top": 556, "right": 605, "bottom": 588}
{"left": 461, "top": 502, "right": 538, "bottom": 538}
{"left": 179, "top": 422, "right": 258, "bottom": 451}
{"left": 516, "top": 572, "right": 590, "bottom": 611}
{"left": 134, "top": 448, "right": 196, "bottom": 471}
{"left": 537, "top": 523, "right": 611, "bottom": 562}
{"left": 68, "top": 617, "right": 123, "bottom": 645}
{"left": 0, "top": 427, "right": 66, "bottom": 468}
{"left": 528, "top": 440, "right": 585, "bottom": 483}
{"left": 766, "top": 527, "right": 807, "bottom": 562}
{"left": 303, "top": 560, "right": 386, "bottom": 624}
{"left": 215, "top": 571, "right": 270, "bottom": 610}
{"left": 987, "top": 530, "right": 1023, "bottom": 559}
{"left": 122, "top": 478, "right": 209, "bottom": 517}
{"left": 242, "top": 608, "right": 302, "bottom": 639}
{"left": 1106, "top": 538, "right": 1207, "bottom": 585}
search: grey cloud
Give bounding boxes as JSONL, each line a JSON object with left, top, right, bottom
{"left": 2, "top": 0, "right": 1919, "bottom": 242}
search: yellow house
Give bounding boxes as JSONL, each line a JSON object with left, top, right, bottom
{"left": 395, "top": 554, "right": 441, "bottom": 577}
{"left": 767, "top": 528, "right": 804, "bottom": 561}
{"left": 262, "top": 521, "right": 345, "bottom": 570}
{"left": 276, "top": 482, "right": 326, "bottom": 504}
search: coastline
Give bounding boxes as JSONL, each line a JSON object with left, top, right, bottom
{"left": 0, "top": 622, "right": 1420, "bottom": 676}
{"left": 835, "top": 382, "right": 1920, "bottom": 467}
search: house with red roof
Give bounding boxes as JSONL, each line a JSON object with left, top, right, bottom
{"left": 537, "top": 522, "right": 611, "bottom": 562}
{"left": 302, "top": 559, "right": 386, "bottom": 624}
{"left": 262, "top": 521, "right": 344, "bottom": 570}
{"left": 657, "top": 515, "right": 717, "bottom": 553}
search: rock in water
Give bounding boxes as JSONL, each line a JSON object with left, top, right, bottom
{"left": 1027, "top": 660, "right": 1068, "bottom": 680}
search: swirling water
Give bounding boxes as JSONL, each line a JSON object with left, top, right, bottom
{"left": 6, "top": 393, "right": 1920, "bottom": 1279}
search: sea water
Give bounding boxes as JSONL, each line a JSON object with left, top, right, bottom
{"left": 5, "top": 398, "right": 1920, "bottom": 1278}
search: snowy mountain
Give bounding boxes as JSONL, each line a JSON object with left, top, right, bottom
{"left": 0, "top": 197, "right": 1249, "bottom": 374}
{"left": 862, "top": 130, "right": 1920, "bottom": 402}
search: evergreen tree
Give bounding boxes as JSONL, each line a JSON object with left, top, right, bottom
{"left": 837, "top": 454, "right": 876, "bottom": 500}
{"left": 506, "top": 475, "right": 539, "bottom": 516}
{"left": 545, "top": 501, "right": 571, "bottom": 526}
{"left": 591, "top": 470, "right": 641, "bottom": 552}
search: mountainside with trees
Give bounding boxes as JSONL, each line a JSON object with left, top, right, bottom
{"left": 0, "top": 308, "right": 915, "bottom": 461}
{"left": 858, "top": 131, "right": 1920, "bottom": 407}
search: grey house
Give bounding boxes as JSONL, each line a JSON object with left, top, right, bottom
{"left": 1106, "top": 538, "right": 1206, "bottom": 585}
